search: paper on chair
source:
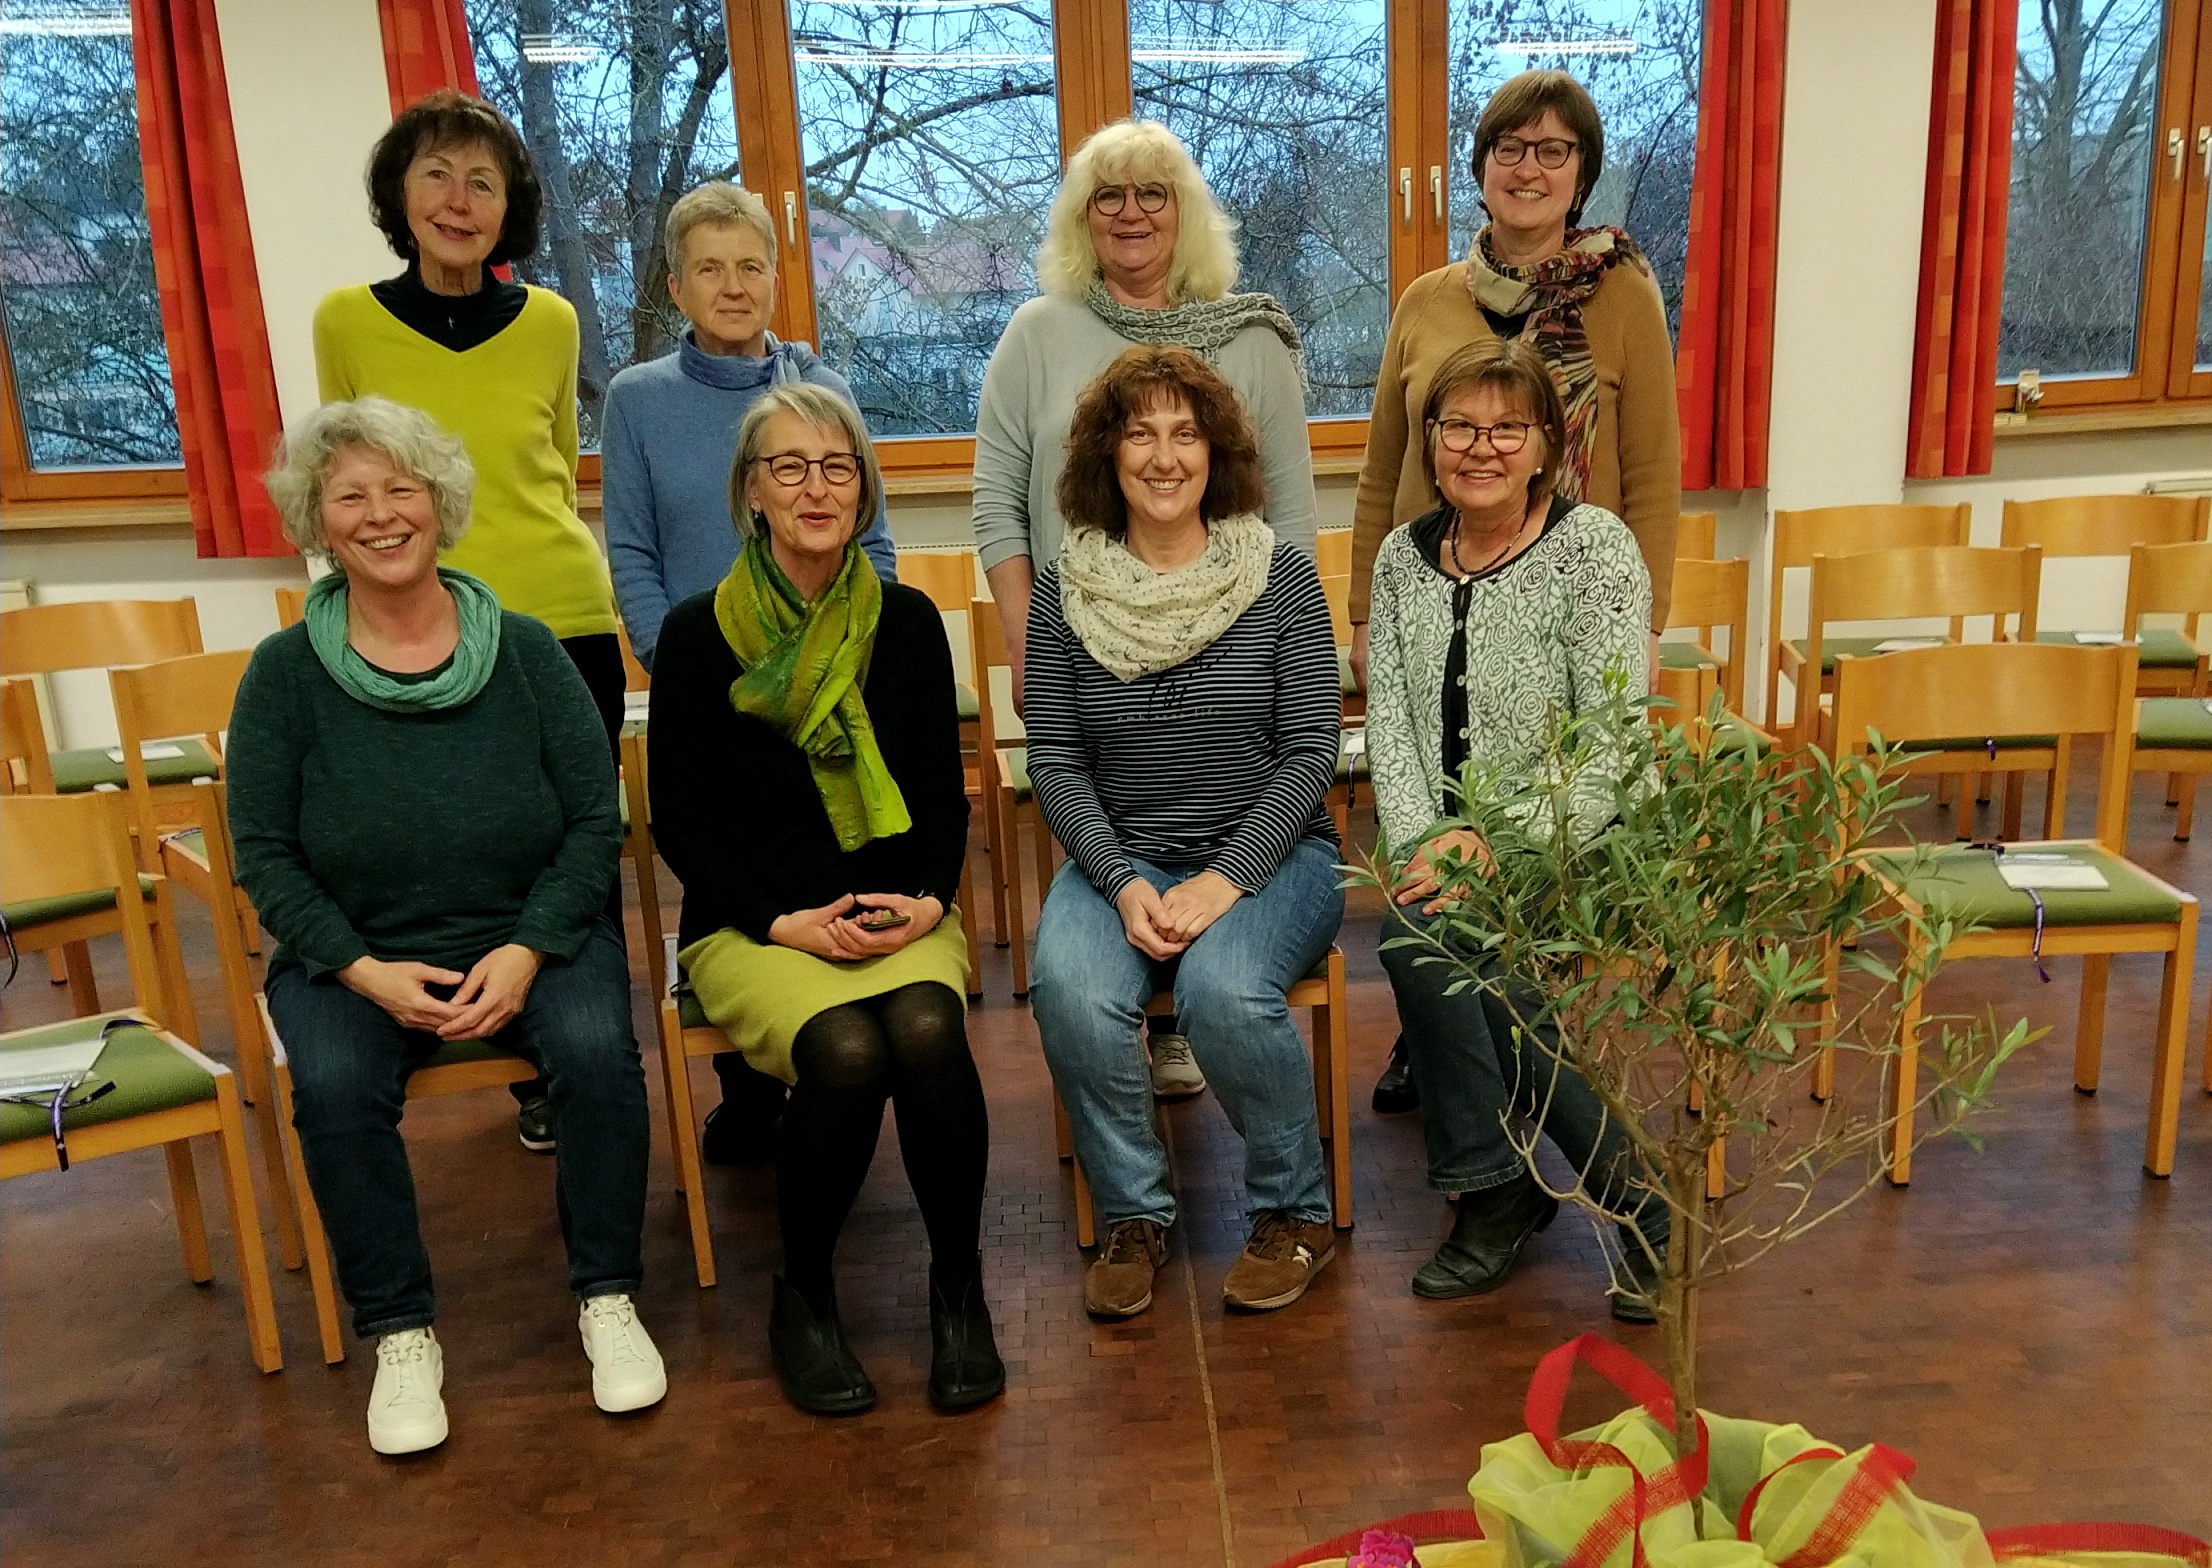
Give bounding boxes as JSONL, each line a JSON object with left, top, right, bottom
{"left": 2069, "top": 630, "right": 2128, "bottom": 645}
{"left": 1872, "top": 638, "right": 1943, "bottom": 653}
{"left": 1996, "top": 857, "right": 2109, "bottom": 891}
{"left": 102, "top": 742, "right": 187, "bottom": 764}
{"left": 0, "top": 1021, "right": 118, "bottom": 1096}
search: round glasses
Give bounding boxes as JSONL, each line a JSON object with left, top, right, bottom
{"left": 1089, "top": 182, "right": 1172, "bottom": 216}
{"left": 1488, "top": 134, "right": 1579, "bottom": 170}
{"left": 1432, "top": 417, "right": 1532, "bottom": 455}
{"left": 761, "top": 452, "right": 860, "bottom": 486}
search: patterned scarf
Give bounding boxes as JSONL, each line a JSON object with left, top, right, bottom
{"left": 1083, "top": 280, "right": 1308, "bottom": 393}
{"left": 1464, "top": 225, "right": 1647, "bottom": 501}
{"left": 1058, "top": 514, "right": 1276, "bottom": 681}
{"left": 713, "top": 536, "right": 910, "bottom": 852}
{"left": 304, "top": 568, "right": 503, "bottom": 713}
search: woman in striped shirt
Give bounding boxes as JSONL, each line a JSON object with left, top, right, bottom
{"left": 1025, "top": 347, "right": 1344, "bottom": 1321}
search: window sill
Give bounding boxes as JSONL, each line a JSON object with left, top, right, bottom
{"left": 1993, "top": 402, "right": 2212, "bottom": 439}
{"left": 0, "top": 496, "right": 195, "bottom": 533}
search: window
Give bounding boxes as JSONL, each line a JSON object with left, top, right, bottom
{"left": 1445, "top": 1, "right": 1704, "bottom": 337}
{"left": 1130, "top": 0, "right": 1392, "bottom": 417}
{"left": 0, "top": 0, "right": 182, "bottom": 493}
{"left": 2000, "top": 0, "right": 2212, "bottom": 409}
{"left": 785, "top": 0, "right": 1064, "bottom": 437}
{"left": 466, "top": 0, "right": 740, "bottom": 444}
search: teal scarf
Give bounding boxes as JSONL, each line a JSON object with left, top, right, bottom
{"left": 304, "top": 569, "right": 503, "bottom": 712}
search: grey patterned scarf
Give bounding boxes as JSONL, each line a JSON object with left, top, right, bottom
{"left": 1059, "top": 514, "right": 1276, "bottom": 681}
{"left": 1083, "top": 281, "right": 1308, "bottom": 393}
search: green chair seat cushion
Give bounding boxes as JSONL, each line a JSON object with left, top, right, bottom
{"left": 47, "top": 738, "right": 221, "bottom": 794}
{"left": 1, "top": 875, "right": 158, "bottom": 931}
{"left": 1659, "top": 640, "right": 1719, "bottom": 670}
{"left": 2036, "top": 628, "right": 2199, "bottom": 668}
{"left": 1867, "top": 844, "right": 2181, "bottom": 929}
{"left": 0, "top": 1016, "right": 215, "bottom": 1145}
{"left": 1002, "top": 745, "right": 1031, "bottom": 801}
{"left": 956, "top": 683, "right": 980, "bottom": 721}
{"left": 678, "top": 986, "right": 710, "bottom": 1031}
{"left": 419, "top": 1038, "right": 522, "bottom": 1070}
{"left": 1337, "top": 647, "right": 1364, "bottom": 698}
{"left": 1788, "top": 636, "right": 1899, "bottom": 675}
{"left": 2137, "top": 697, "right": 2212, "bottom": 750}
{"left": 1712, "top": 714, "right": 1773, "bottom": 756}
{"left": 1912, "top": 734, "right": 2060, "bottom": 753}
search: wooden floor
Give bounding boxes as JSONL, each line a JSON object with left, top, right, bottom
{"left": 5, "top": 768, "right": 2210, "bottom": 1565}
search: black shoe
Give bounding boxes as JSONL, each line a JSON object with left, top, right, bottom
{"left": 768, "top": 1276, "right": 875, "bottom": 1415}
{"left": 926, "top": 1269, "right": 1006, "bottom": 1411}
{"left": 1410, "top": 1174, "right": 1558, "bottom": 1298}
{"left": 1371, "top": 1035, "right": 1418, "bottom": 1114}
{"left": 515, "top": 1096, "right": 556, "bottom": 1154}
{"left": 1609, "top": 1228, "right": 1663, "bottom": 1324}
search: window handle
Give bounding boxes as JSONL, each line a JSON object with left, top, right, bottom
{"left": 783, "top": 190, "right": 799, "bottom": 245}
{"left": 1430, "top": 165, "right": 1444, "bottom": 223}
{"left": 2170, "top": 127, "right": 2185, "bottom": 181}
{"left": 1399, "top": 167, "right": 1413, "bottom": 226}
{"left": 2199, "top": 125, "right": 2210, "bottom": 184}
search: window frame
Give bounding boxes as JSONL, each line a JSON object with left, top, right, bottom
{"left": 2002, "top": 0, "right": 2212, "bottom": 416}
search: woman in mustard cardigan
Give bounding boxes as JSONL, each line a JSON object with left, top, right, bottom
{"left": 315, "top": 89, "right": 622, "bottom": 1153}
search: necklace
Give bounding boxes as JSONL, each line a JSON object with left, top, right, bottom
{"left": 1447, "top": 503, "right": 1537, "bottom": 579}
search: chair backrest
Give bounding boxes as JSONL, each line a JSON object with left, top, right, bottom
{"left": 2123, "top": 539, "right": 2212, "bottom": 628}
{"left": 1676, "top": 511, "right": 1718, "bottom": 560}
{"left": 0, "top": 598, "right": 203, "bottom": 677}
{"left": 1315, "top": 529, "right": 1353, "bottom": 578}
{"left": 1, "top": 679, "right": 45, "bottom": 795}
{"left": 274, "top": 586, "right": 307, "bottom": 630}
{"left": 1766, "top": 504, "right": 1969, "bottom": 723}
{"left": 1831, "top": 642, "right": 2137, "bottom": 847}
{"left": 966, "top": 596, "right": 1022, "bottom": 794}
{"left": 1999, "top": 493, "right": 2210, "bottom": 556}
{"left": 108, "top": 648, "right": 253, "bottom": 867}
{"left": 1808, "top": 544, "right": 2042, "bottom": 634}
{"left": 1665, "top": 556, "right": 1750, "bottom": 712}
{"left": 0, "top": 791, "right": 168, "bottom": 1009}
{"left": 898, "top": 550, "right": 980, "bottom": 614}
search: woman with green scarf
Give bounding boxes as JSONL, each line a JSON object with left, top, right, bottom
{"left": 648, "top": 382, "right": 996, "bottom": 1418}
{"left": 228, "top": 397, "right": 661, "bottom": 1456}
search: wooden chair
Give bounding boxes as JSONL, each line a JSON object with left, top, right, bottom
{"left": 1657, "top": 555, "right": 1751, "bottom": 722}
{"left": 1826, "top": 642, "right": 2196, "bottom": 1181}
{"left": 1804, "top": 545, "right": 2051, "bottom": 839}
{"left": 1766, "top": 504, "right": 1970, "bottom": 734}
{"left": 274, "top": 586, "right": 307, "bottom": 629}
{"left": 1057, "top": 948, "right": 1354, "bottom": 1246}
{"left": 2124, "top": 541, "right": 2212, "bottom": 846}
{"left": 2002, "top": 493, "right": 2210, "bottom": 695}
{"left": 0, "top": 598, "right": 210, "bottom": 799}
{"left": 1676, "top": 511, "right": 1718, "bottom": 560}
{"left": 0, "top": 792, "right": 282, "bottom": 1372}
{"left": 969, "top": 596, "right": 1054, "bottom": 998}
{"left": 893, "top": 552, "right": 987, "bottom": 989}
{"left": 1315, "top": 534, "right": 1368, "bottom": 835}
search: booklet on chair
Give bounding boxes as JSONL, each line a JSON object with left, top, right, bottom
{"left": 0, "top": 1014, "right": 126, "bottom": 1096}
{"left": 1996, "top": 855, "right": 2109, "bottom": 892}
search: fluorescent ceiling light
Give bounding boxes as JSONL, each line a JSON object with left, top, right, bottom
{"left": 1132, "top": 47, "right": 1307, "bottom": 64}
{"left": 521, "top": 33, "right": 599, "bottom": 63}
{"left": 1491, "top": 36, "right": 1638, "bottom": 56}
{"left": 796, "top": 48, "right": 1052, "bottom": 67}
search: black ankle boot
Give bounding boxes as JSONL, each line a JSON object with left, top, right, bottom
{"left": 1410, "top": 1174, "right": 1558, "bottom": 1299}
{"left": 1610, "top": 1226, "right": 1663, "bottom": 1324}
{"left": 768, "top": 1276, "right": 876, "bottom": 1415}
{"left": 926, "top": 1267, "right": 1006, "bottom": 1411}
{"left": 1371, "top": 1035, "right": 1419, "bottom": 1114}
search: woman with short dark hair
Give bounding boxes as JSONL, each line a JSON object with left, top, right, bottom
{"left": 1026, "top": 346, "right": 1343, "bottom": 1323}
{"left": 318, "top": 88, "right": 625, "bottom": 1152}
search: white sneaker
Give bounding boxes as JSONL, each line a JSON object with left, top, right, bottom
{"left": 1147, "top": 1032, "right": 1207, "bottom": 1099}
{"left": 367, "top": 1327, "right": 448, "bottom": 1455}
{"left": 579, "top": 1294, "right": 667, "bottom": 1413}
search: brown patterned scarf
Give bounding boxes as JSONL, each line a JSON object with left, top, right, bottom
{"left": 1465, "top": 225, "right": 1647, "bottom": 501}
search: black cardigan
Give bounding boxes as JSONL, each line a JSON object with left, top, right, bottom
{"left": 648, "top": 582, "right": 969, "bottom": 949}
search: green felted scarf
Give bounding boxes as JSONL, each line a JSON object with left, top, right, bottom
{"left": 713, "top": 536, "right": 911, "bottom": 852}
{"left": 303, "top": 568, "right": 503, "bottom": 712}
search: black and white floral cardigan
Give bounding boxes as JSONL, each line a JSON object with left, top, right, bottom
{"left": 1366, "top": 498, "right": 1652, "bottom": 854}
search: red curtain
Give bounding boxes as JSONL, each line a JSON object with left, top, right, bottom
{"left": 1674, "top": 0, "right": 1787, "bottom": 493}
{"left": 378, "top": 0, "right": 480, "bottom": 113}
{"left": 1906, "top": 0, "right": 2018, "bottom": 478}
{"left": 132, "top": 0, "right": 288, "bottom": 558}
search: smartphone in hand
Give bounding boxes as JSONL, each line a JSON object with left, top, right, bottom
{"left": 853, "top": 907, "right": 911, "bottom": 932}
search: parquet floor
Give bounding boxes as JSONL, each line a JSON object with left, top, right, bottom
{"left": 4, "top": 769, "right": 2209, "bottom": 1565}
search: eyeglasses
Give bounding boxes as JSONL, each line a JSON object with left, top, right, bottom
{"left": 1432, "top": 417, "right": 1533, "bottom": 455}
{"left": 761, "top": 452, "right": 861, "bottom": 487}
{"left": 1089, "top": 182, "right": 1172, "bottom": 216}
{"left": 1489, "top": 134, "right": 1579, "bottom": 170}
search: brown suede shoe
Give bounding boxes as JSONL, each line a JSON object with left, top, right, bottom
{"left": 1222, "top": 1210, "right": 1335, "bottom": 1311}
{"left": 1083, "top": 1219, "right": 1168, "bottom": 1318}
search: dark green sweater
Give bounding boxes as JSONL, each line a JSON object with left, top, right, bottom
{"left": 227, "top": 614, "right": 620, "bottom": 978}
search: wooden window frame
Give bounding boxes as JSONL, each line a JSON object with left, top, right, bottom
{"left": 2003, "top": 0, "right": 2212, "bottom": 417}
{"left": 0, "top": 290, "right": 189, "bottom": 516}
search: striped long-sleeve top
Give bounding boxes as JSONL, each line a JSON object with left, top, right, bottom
{"left": 1024, "top": 542, "right": 1342, "bottom": 901}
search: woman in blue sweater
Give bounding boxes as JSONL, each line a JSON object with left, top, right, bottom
{"left": 1026, "top": 347, "right": 1343, "bottom": 1322}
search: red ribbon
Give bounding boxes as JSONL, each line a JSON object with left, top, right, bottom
{"left": 1986, "top": 1523, "right": 2212, "bottom": 1566}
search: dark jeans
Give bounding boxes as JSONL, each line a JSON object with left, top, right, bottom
{"left": 1379, "top": 901, "right": 1661, "bottom": 1242}
{"left": 268, "top": 917, "right": 649, "bottom": 1338}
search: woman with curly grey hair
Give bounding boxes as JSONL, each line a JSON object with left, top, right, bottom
{"left": 227, "top": 397, "right": 665, "bottom": 1457}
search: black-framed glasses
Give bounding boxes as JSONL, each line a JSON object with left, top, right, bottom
{"left": 761, "top": 452, "right": 861, "bottom": 487}
{"left": 1489, "top": 134, "right": 1579, "bottom": 170}
{"left": 1089, "top": 182, "right": 1172, "bottom": 216}
{"left": 1432, "top": 417, "right": 1533, "bottom": 455}
{"left": 0, "top": 1015, "right": 130, "bottom": 1171}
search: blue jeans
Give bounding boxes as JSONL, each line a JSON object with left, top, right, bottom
{"left": 1379, "top": 901, "right": 1660, "bottom": 1240}
{"left": 1031, "top": 837, "right": 1344, "bottom": 1231}
{"left": 267, "top": 918, "right": 649, "bottom": 1339}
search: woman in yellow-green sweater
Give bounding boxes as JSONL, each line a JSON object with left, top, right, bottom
{"left": 315, "top": 89, "right": 621, "bottom": 748}
{"left": 317, "top": 89, "right": 622, "bottom": 1154}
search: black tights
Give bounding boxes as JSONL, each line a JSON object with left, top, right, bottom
{"left": 779, "top": 982, "right": 987, "bottom": 1311}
